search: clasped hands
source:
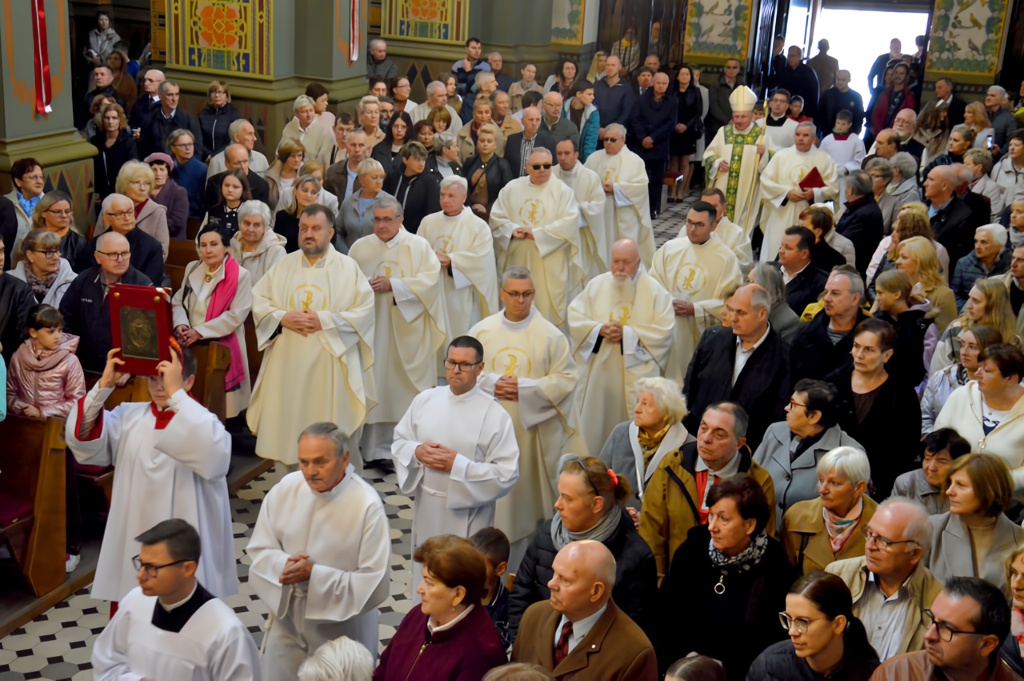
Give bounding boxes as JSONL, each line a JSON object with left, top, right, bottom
{"left": 174, "top": 325, "right": 202, "bottom": 347}
{"left": 673, "top": 300, "right": 695, "bottom": 317}
{"left": 279, "top": 552, "right": 313, "bottom": 585}
{"left": 369, "top": 276, "right": 393, "bottom": 293}
{"left": 494, "top": 375, "right": 519, "bottom": 401}
{"left": 787, "top": 188, "right": 814, "bottom": 203}
{"left": 600, "top": 322, "right": 624, "bottom": 343}
{"left": 511, "top": 227, "right": 535, "bottom": 240}
{"left": 414, "top": 442, "right": 457, "bottom": 472}
{"left": 435, "top": 251, "right": 452, "bottom": 269}
{"left": 281, "top": 310, "right": 323, "bottom": 336}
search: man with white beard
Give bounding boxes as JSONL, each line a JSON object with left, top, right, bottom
{"left": 418, "top": 176, "right": 499, "bottom": 344}
{"left": 489, "top": 147, "right": 582, "bottom": 330}
{"left": 348, "top": 197, "right": 447, "bottom": 465}
{"left": 553, "top": 138, "right": 611, "bottom": 282}
{"left": 470, "top": 267, "right": 583, "bottom": 567}
{"left": 584, "top": 124, "right": 657, "bottom": 266}
{"left": 569, "top": 239, "right": 674, "bottom": 456}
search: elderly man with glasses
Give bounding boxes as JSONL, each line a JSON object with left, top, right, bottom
{"left": 392, "top": 334, "right": 520, "bottom": 590}
{"left": 87, "top": 192, "right": 165, "bottom": 285}
{"left": 826, "top": 497, "right": 943, "bottom": 660}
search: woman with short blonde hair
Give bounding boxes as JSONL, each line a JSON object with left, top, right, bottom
{"left": 109, "top": 160, "right": 170, "bottom": 258}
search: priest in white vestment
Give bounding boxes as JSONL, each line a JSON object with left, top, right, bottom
{"left": 349, "top": 197, "right": 447, "bottom": 463}
{"left": 417, "top": 176, "right": 499, "bottom": 344}
{"left": 489, "top": 148, "right": 582, "bottom": 330}
{"left": 554, "top": 138, "right": 611, "bottom": 282}
{"left": 66, "top": 348, "right": 238, "bottom": 603}
{"left": 569, "top": 239, "right": 675, "bottom": 457}
{"left": 701, "top": 187, "right": 754, "bottom": 270}
{"left": 92, "top": 520, "right": 260, "bottom": 681}
{"left": 246, "top": 204, "right": 375, "bottom": 465}
{"left": 759, "top": 122, "right": 839, "bottom": 263}
{"left": 818, "top": 111, "right": 866, "bottom": 220}
{"left": 248, "top": 423, "right": 390, "bottom": 678}
{"left": 702, "top": 86, "right": 771, "bottom": 235}
{"left": 584, "top": 124, "right": 657, "bottom": 266}
{"left": 392, "top": 336, "right": 520, "bottom": 585}
{"left": 470, "top": 267, "right": 583, "bottom": 565}
{"left": 651, "top": 202, "right": 743, "bottom": 385}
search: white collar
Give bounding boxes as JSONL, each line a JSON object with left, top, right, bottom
{"left": 381, "top": 229, "right": 402, "bottom": 249}
{"left": 501, "top": 308, "right": 534, "bottom": 330}
{"left": 159, "top": 582, "right": 198, "bottom": 612}
{"left": 736, "top": 324, "right": 770, "bottom": 352}
{"left": 428, "top": 604, "right": 475, "bottom": 634}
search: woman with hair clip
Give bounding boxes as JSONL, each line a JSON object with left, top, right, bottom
{"left": 171, "top": 222, "right": 253, "bottom": 418}
{"left": 747, "top": 571, "right": 881, "bottom": 680}
{"left": 506, "top": 454, "right": 657, "bottom": 644}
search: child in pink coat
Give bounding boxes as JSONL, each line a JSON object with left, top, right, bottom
{"left": 6, "top": 304, "right": 86, "bottom": 419}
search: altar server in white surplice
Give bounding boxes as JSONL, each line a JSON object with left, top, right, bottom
{"left": 702, "top": 86, "right": 771, "bottom": 235}
{"left": 553, "top": 138, "right": 611, "bottom": 282}
{"left": 489, "top": 148, "right": 582, "bottom": 330}
{"left": 417, "top": 175, "right": 499, "bottom": 343}
{"left": 759, "top": 122, "right": 839, "bottom": 263}
{"left": 349, "top": 196, "right": 447, "bottom": 464}
{"left": 247, "top": 423, "right": 390, "bottom": 680}
{"left": 470, "top": 267, "right": 584, "bottom": 563}
{"left": 569, "top": 239, "right": 675, "bottom": 458}
{"left": 584, "top": 124, "right": 657, "bottom": 266}
{"left": 92, "top": 520, "right": 261, "bottom": 681}
{"left": 246, "top": 204, "right": 375, "bottom": 466}
{"left": 392, "top": 336, "right": 520, "bottom": 585}
{"left": 651, "top": 201, "right": 743, "bottom": 385}
{"left": 66, "top": 347, "right": 237, "bottom": 603}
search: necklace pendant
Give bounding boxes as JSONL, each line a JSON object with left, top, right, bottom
{"left": 714, "top": 574, "right": 726, "bottom": 595}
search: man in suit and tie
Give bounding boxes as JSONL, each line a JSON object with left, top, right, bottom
{"left": 777, "top": 226, "right": 828, "bottom": 317}
{"left": 511, "top": 540, "right": 658, "bottom": 680}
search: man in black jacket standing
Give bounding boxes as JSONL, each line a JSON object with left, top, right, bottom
{"left": 774, "top": 46, "right": 821, "bottom": 121}
{"left": 835, "top": 171, "right": 884, "bottom": 278}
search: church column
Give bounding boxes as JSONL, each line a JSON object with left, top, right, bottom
{"left": 155, "top": 0, "right": 369, "bottom": 155}
{"left": 0, "top": 0, "right": 98, "bottom": 220}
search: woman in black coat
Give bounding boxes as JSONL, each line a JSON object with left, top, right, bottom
{"left": 91, "top": 102, "right": 138, "bottom": 201}
{"left": 197, "top": 81, "right": 242, "bottom": 161}
{"left": 825, "top": 317, "right": 922, "bottom": 498}
{"left": 371, "top": 111, "right": 414, "bottom": 175}
{"left": 668, "top": 66, "right": 705, "bottom": 202}
{"left": 462, "top": 123, "right": 513, "bottom": 221}
{"left": 658, "top": 476, "right": 797, "bottom": 681}
{"left": 630, "top": 76, "right": 677, "bottom": 218}
{"left": 382, "top": 142, "right": 440, "bottom": 233}
{"left": 506, "top": 455, "right": 657, "bottom": 644}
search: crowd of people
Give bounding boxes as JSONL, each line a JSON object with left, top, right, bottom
{"left": 4, "top": 15, "right": 1024, "bottom": 681}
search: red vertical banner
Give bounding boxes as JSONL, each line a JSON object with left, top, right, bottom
{"left": 30, "top": 0, "right": 52, "bottom": 115}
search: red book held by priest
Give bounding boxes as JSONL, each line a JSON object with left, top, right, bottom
{"left": 798, "top": 167, "right": 826, "bottom": 191}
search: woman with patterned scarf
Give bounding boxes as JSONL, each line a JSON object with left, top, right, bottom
{"left": 171, "top": 223, "right": 253, "bottom": 419}
{"left": 657, "top": 475, "right": 796, "bottom": 681}
{"left": 779, "top": 446, "right": 876, "bottom": 579}
{"left": 9, "top": 229, "right": 77, "bottom": 308}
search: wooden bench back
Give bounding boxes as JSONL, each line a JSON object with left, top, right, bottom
{"left": 166, "top": 240, "right": 197, "bottom": 291}
{"left": 190, "top": 341, "right": 231, "bottom": 422}
{"left": 0, "top": 417, "right": 67, "bottom": 596}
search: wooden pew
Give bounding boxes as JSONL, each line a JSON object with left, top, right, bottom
{"left": 244, "top": 314, "right": 262, "bottom": 387}
{"left": 166, "top": 239, "right": 197, "bottom": 291}
{"left": 0, "top": 417, "right": 67, "bottom": 597}
{"left": 190, "top": 341, "right": 231, "bottom": 423}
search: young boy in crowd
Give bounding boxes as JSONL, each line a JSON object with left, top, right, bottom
{"left": 890, "top": 428, "right": 970, "bottom": 515}
{"left": 470, "top": 527, "right": 511, "bottom": 648}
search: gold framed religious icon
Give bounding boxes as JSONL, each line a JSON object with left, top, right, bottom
{"left": 109, "top": 284, "right": 174, "bottom": 375}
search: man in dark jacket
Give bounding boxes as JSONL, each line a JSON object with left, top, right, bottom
{"left": 835, "top": 170, "right": 884, "bottom": 277}
{"left": 817, "top": 70, "right": 865, "bottom": 134}
{"left": 80, "top": 66, "right": 125, "bottom": 129}
{"left": 630, "top": 73, "right": 676, "bottom": 218}
{"left": 594, "top": 55, "right": 637, "bottom": 132}
{"left": 778, "top": 226, "right": 828, "bottom": 316}
{"left": 926, "top": 165, "right": 980, "bottom": 269}
{"left": 791, "top": 268, "right": 870, "bottom": 382}
{"left": 505, "top": 107, "right": 556, "bottom": 178}
{"left": 140, "top": 80, "right": 203, "bottom": 158}
{"left": 706, "top": 59, "right": 742, "bottom": 141}
{"left": 0, "top": 195, "right": 16, "bottom": 270}
{"left": 60, "top": 231, "right": 153, "bottom": 373}
{"left": 684, "top": 284, "right": 791, "bottom": 450}
{"left": 85, "top": 194, "right": 165, "bottom": 287}
{"left": 0, "top": 238, "right": 34, "bottom": 363}
{"left": 204, "top": 144, "right": 271, "bottom": 209}
{"left": 773, "top": 46, "right": 820, "bottom": 120}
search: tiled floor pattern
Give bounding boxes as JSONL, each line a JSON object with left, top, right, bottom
{"left": 0, "top": 189, "right": 697, "bottom": 680}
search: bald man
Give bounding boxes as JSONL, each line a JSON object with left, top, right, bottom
{"left": 569, "top": 239, "right": 674, "bottom": 455}
{"left": 924, "top": 164, "right": 978, "bottom": 267}
{"left": 505, "top": 106, "right": 557, "bottom": 178}
{"left": 540, "top": 92, "right": 579, "bottom": 149}
{"left": 205, "top": 143, "right": 271, "bottom": 211}
{"left": 512, "top": 540, "right": 658, "bottom": 680}
{"left": 60, "top": 229, "right": 154, "bottom": 372}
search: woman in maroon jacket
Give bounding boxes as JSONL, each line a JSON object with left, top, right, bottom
{"left": 374, "top": 535, "right": 507, "bottom": 681}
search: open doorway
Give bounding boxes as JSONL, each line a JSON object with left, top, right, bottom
{"left": 809, "top": 9, "right": 930, "bottom": 97}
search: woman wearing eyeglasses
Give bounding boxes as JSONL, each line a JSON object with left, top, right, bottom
{"left": 505, "top": 454, "right": 657, "bottom": 646}
{"left": 925, "top": 453, "right": 1024, "bottom": 597}
{"left": 9, "top": 230, "right": 77, "bottom": 307}
{"left": 113, "top": 161, "right": 170, "bottom": 260}
{"left": 29, "top": 191, "right": 89, "bottom": 271}
{"left": 657, "top": 475, "right": 795, "bottom": 681}
{"left": 747, "top": 572, "right": 880, "bottom": 681}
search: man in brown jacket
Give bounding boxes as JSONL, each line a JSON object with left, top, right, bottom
{"left": 511, "top": 540, "right": 657, "bottom": 680}
{"left": 870, "top": 577, "right": 1021, "bottom": 681}
{"left": 827, "top": 498, "right": 944, "bottom": 660}
{"left": 639, "top": 402, "right": 776, "bottom": 580}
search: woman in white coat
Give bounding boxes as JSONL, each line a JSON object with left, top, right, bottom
{"left": 172, "top": 223, "right": 253, "bottom": 418}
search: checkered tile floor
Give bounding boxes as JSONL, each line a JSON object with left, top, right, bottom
{"left": 0, "top": 189, "right": 699, "bottom": 680}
